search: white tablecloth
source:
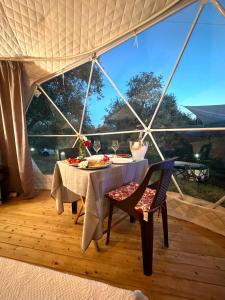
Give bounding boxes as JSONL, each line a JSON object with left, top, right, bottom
{"left": 51, "top": 160, "right": 148, "bottom": 251}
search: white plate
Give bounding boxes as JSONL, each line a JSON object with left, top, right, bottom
{"left": 86, "top": 154, "right": 113, "bottom": 160}
{"left": 111, "top": 157, "right": 134, "bottom": 164}
{"left": 78, "top": 163, "right": 112, "bottom": 170}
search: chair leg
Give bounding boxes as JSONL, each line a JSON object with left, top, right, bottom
{"left": 161, "top": 202, "right": 169, "bottom": 248}
{"left": 106, "top": 202, "right": 114, "bottom": 245}
{"left": 140, "top": 214, "right": 153, "bottom": 276}
{"left": 71, "top": 202, "right": 77, "bottom": 214}
{"left": 94, "top": 240, "right": 100, "bottom": 252}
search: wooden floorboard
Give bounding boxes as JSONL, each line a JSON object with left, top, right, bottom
{"left": 0, "top": 191, "right": 225, "bottom": 300}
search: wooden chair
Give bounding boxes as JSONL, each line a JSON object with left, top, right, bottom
{"left": 58, "top": 147, "right": 80, "bottom": 215}
{"left": 58, "top": 147, "right": 79, "bottom": 161}
{"left": 105, "top": 158, "right": 175, "bottom": 276}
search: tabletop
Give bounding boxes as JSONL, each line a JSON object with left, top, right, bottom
{"left": 174, "top": 161, "right": 208, "bottom": 170}
{"left": 174, "top": 160, "right": 209, "bottom": 182}
{"left": 51, "top": 159, "right": 148, "bottom": 251}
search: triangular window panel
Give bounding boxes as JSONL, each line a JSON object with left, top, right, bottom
{"left": 28, "top": 137, "right": 77, "bottom": 174}
{"left": 26, "top": 93, "right": 75, "bottom": 135}
{"left": 41, "top": 62, "right": 93, "bottom": 132}
{"left": 153, "top": 1, "right": 225, "bottom": 129}
{"left": 98, "top": 2, "right": 200, "bottom": 128}
{"left": 152, "top": 131, "right": 225, "bottom": 205}
{"left": 143, "top": 135, "right": 162, "bottom": 164}
{"left": 82, "top": 64, "right": 141, "bottom": 134}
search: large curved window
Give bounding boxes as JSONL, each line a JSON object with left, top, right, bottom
{"left": 26, "top": 0, "right": 225, "bottom": 207}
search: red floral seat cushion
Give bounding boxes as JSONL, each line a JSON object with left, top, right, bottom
{"left": 106, "top": 182, "right": 156, "bottom": 213}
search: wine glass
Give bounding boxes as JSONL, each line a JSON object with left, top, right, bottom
{"left": 93, "top": 140, "right": 101, "bottom": 155}
{"left": 111, "top": 140, "right": 119, "bottom": 156}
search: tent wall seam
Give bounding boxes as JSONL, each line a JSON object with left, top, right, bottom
{"left": 152, "top": 127, "right": 225, "bottom": 132}
{"left": 27, "top": 127, "right": 225, "bottom": 138}
{"left": 212, "top": 0, "right": 225, "bottom": 17}
{"left": 79, "top": 61, "right": 94, "bottom": 135}
{"left": 72, "top": 137, "right": 79, "bottom": 148}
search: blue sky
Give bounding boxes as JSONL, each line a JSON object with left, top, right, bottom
{"left": 87, "top": 1, "right": 225, "bottom": 127}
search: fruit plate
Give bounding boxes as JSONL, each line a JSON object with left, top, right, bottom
{"left": 86, "top": 154, "right": 113, "bottom": 160}
{"left": 65, "top": 159, "right": 83, "bottom": 167}
{"left": 67, "top": 162, "right": 79, "bottom": 167}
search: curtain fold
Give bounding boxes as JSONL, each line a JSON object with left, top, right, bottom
{"left": 0, "top": 61, "right": 34, "bottom": 198}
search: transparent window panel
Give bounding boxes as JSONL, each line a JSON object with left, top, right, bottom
{"left": 98, "top": 2, "right": 200, "bottom": 127}
{"left": 82, "top": 65, "right": 140, "bottom": 134}
{"left": 143, "top": 135, "right": 162, "bottom": 164}
{"left": 26, "top": 94, "right": 75, "bottom": 135}
{"left": 40, "top": 62, "right": 103, "bottom": 132}
{"left": 153, "top": 131, "right": 225, "bottom": 204}
{"left": 153, "top": 1, "right": 225, "bottom": 129}
{"left": 28, "top": 137, "right": 77, "bottom": 174}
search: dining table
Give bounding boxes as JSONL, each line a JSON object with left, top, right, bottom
{"left": 51, "top": 158, "right": 148, "bottom": 251}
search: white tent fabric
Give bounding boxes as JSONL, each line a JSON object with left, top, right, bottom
{"left": 0, "top": 0, "right": 194, "bottom": 86}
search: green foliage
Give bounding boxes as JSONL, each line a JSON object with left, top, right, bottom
{"left": 100, "top": 72, "right": 195, "bottom": 131}
{"left": 99, "top": 72, "right": 195, "bottom": 161}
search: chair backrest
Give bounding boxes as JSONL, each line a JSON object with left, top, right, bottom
{"left": 147, "top": 158, "right": 175, "bottom": 210}
{"left": 117, "top": 158, "right": 175, "bottom": 215}
{"left": 58, "top": 148, "right": 79, "bottom": 160}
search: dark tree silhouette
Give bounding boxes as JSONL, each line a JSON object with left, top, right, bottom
{"left": 100, "top": 72, "right": 195, "bottom": 159}
{"left": 26, "top": 62, "right": 103, "bottom": 150}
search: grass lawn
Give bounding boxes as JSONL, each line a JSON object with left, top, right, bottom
{"left": 170, "top": 177, "right": 225, "bottom": 207}
{"left": 32, "top": 153, "right": 58, "bottom": 174}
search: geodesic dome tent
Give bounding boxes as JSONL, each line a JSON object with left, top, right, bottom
{"left": 0, "top": 0, "right": 225, "bottom": 234}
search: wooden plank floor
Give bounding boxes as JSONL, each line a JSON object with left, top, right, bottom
{"left": 0, "top": 191, "right": 225, "bottom": 300}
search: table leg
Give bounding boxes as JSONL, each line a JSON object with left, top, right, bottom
{"left": 71, "top": 202, "right": 77, "bottom": 214}
{"left": 94, "top": 240, "right": 100, "bottom": 251}
{"left": 74, "top": 196, "right": 85, "bottom": 224}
